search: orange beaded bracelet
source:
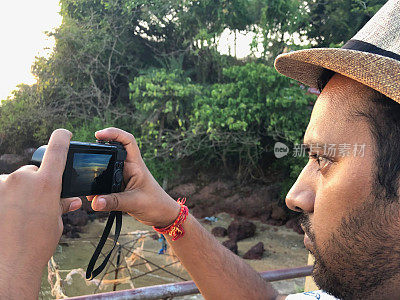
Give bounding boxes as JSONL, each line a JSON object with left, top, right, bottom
{"left": 153, "top": 198, "right": 189, "bottom": 241}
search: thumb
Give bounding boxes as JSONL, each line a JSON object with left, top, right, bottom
{"left": 60, "top": 197, "right": 82, "bottom": 214}
{"left": 91, "top": 192, "right": 134, "bottom": 212}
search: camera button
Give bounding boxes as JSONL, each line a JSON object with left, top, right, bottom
{"left": 114, "top": 169, "right": 123, "bottom": 184}
{"left": 112, "top": 184, "right": 120, "bottom": 192}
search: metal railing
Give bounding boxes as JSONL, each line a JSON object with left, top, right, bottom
{"left": 69, "top": 266, "right": 313, "bottom": 300}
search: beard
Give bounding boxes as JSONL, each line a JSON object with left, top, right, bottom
{"left": 299, "top": 197, "right": 400, "bottom": 300}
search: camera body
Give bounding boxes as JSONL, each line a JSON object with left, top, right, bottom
{"left": 31, "top": 140, "right": 127, "bottom": 198}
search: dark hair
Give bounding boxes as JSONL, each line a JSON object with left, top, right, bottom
{"left": 317, "top": 69, "right": 400, "bottom": 202}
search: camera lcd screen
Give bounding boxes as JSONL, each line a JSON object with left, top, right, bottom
{"left": 71, "top": 152, "right": 114, "bottom": 195}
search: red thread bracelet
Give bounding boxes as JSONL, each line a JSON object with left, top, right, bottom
{"left": 153, "top": 198, "right": 189, "bottom": 241}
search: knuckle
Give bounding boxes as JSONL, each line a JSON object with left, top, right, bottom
{"left": 126, "top": 131, "right": 134, "bottom": 139}
{"left": 128, "top": 132, "right": 137, "bottom": 143}
{"left": 108, "top": 194, "right": 119, "bottom": 210}
{"left": 60, "top": 200, "right": 68, "bottom": 213}
{"left": 6, "top": 171, "right": 27, "bottom": 183}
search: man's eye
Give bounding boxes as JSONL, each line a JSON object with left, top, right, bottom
{"left": 309, "top": 154, "right": 333, "bottom": 172}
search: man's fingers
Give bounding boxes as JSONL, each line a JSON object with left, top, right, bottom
{"left": 91, "top": 192, "right": 134, "bottom": 212}
{"left": 39, "top": 129, "right": 72, "bottom": 182}
{"left": 60, "top": 197, "right": 82, "bottom": 214}
{"left": 95, "top": 127, "right": 141, "bottom": 163}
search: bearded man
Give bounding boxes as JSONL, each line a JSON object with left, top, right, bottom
{"left": 1, "top": 1, "right": 400, "bottom": 300}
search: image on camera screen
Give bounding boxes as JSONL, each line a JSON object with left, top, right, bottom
{"left": 72, "top": 153, "right": 114, "bottom": 195}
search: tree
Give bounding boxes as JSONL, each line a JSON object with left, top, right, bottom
{"left": 304, "top": 0, "right": 386, "bottom": 47}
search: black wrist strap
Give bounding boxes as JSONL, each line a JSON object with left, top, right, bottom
{"left": 85, "top": 211, "right": 122, "bottom": 280}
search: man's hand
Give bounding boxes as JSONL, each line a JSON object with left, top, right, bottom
{"left": 86, "top": 127, "right": 281, "bottom": 299}
{"left": 87, "top": 127, "right": 180, "bottom": 228}
{"left": 0, "top": 129, "right": 82, "bottom": 299}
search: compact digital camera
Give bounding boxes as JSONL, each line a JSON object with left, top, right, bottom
{"left": 30, "top": 140, "right": 127, "bottom": 198}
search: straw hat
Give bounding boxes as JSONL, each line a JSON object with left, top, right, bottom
{"left": 274, "top": 0, "right": 400, "bottom": 103}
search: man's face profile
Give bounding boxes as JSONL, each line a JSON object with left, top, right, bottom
{"left": 286, "top": 74, "right": 400, "bottom": 299}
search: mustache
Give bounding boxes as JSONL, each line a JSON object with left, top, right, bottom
{"left": 299, "top": 213, "right": 316, "bottom": 242}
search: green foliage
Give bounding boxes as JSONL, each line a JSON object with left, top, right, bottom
{"left": 128, "top": 68, "right": 202, "bottom": 183}
{"left": 0, "top": 85, "right": 56, "bottom": 153}
{"left": 129, "top": 68, "right": 202, "bottom": 158}
{"left": 128, "top": 63, "right": 314, "bottom": 183}
{"left": 63, "top": 116, "right": 119, "bottom": 142}
{"left": 303, "top": 0, "right": 386, "bottom": 47}
{"left": 1, "top": 0, "right": 379, "bottom": 202}
{"left": 257, "top": 0, "right": 310, "bottom": 59}
{"left": 192, "top": 63, "right": 313, "bottom": 180}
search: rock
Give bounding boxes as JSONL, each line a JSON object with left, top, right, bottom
{"left": 243, "top": 242, "right": 265, "bottom": 260}
{"left": 66, "top": 230, "right": 80, "bottom": 239}
{"left": 206, "top": 180, "right": 234, "bottom": 198}
{"left": 168, "top": 183, "right": 197, "bottom": 200}
{"left": 222, "top": 239, "right": 238, "bottom": 254}
{"left": 265, "top": 219, "right": 285, "bottom": 226}
{"left": 66, "top": 209, "right": 89, "bottom": 227}
{"left": 63, "top": 223, "right": 74, "bottom": 235}
{"left": 285, "top": 217, "right": 304, "bottom": 235}
{"left": 0, "top": 154, "right": 26, "bottom": 173}
{"left": 260, "top": 212, "right": 272, "bottom": 224}
{"left": 223, "top": 185, "right": 279, "bottom": 219}
{"left": 62, "top": 223, "right": 81, "bottom": 238}
{"left": 227, "top": 219, "right": 256, "bottom": 242}
{"left": 271, "top": 203, "right": 288, "bottom": 222}
{"left": 0, "top": 148, "right": 40, "bottom": 174}
{"left": 192, "top": 206, "right": 209, "bottom": 219}
{"left": 23, "top": 148, "right": 36, "bottom": 159}
{"left": 212, "top": 226, "right": 227, "bottom": 237}
{"left": 190, "top": 180, "right": 234, "bottom": 207}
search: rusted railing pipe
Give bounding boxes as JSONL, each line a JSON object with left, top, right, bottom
{"left": 68, "top": 266, "right": 313, "bottom": 300}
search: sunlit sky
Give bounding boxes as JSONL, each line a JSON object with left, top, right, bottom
{"left": 0, "top": 1, "right": 259, "bottom": 101}
{"left": 0, "top": 1, "right": 62, "bottom": 100}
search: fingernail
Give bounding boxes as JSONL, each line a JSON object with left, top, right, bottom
{"left": 96, "top": 197, "right": 106, "bottom": 209}
{"left": 69, "top": 200, "right": 81, "bottom": 211}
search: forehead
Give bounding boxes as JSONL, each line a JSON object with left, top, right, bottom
{"left": 304, "top": 74, "right": 373, "bottom": 146}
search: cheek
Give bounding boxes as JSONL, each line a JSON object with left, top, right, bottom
{"left": 312, "top": 157, "right": 373, "bottom": 246}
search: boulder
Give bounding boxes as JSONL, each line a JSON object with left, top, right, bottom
{"left": 212, "top": 226, "right": 227, "bottom": 237}
{"left": 190, "top": 180, "right": 234, "bottom": 206}
{"left": 62, "top": 223, "right": 81, "bottom": 239}
{"left": 265, "top": 219, "right": 286, "bottom": 226}
{"left": 243, "top": 242, "right": 265, "bottom": 260}
{"left": 223, "top": 185, "right": 278, "bottom": 219}
{"left": 192, "top": 206, "right": 212, "bottom": 219}
{"left": 168, "top": 183, "right": 197, "bottom": 200}
{"left": 0, "top": 154, "right": 25, "bottom": 174}
{"left": 227, "top": 219, "right": 256, "bottom": 242}
{"left": 23, "top": 148, "right": 36, "bottom": 159}
{"left": 285, "top": 217, "right": 304, "bottom": 235}
{"left": 66, "top": 209, "right": 89, "bottom": 227}
{"left": 270, "top": 203, "right": 288, "bottom": 222}
{"left": 222, "top": 239, "right": 238, "bottom": 254}
{"left": 66, "top": 230, "right": 81, "bottom": 239}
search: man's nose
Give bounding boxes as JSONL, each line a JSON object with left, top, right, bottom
{"left": 285, "top": 180, "right": 315, "bottom": 213}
